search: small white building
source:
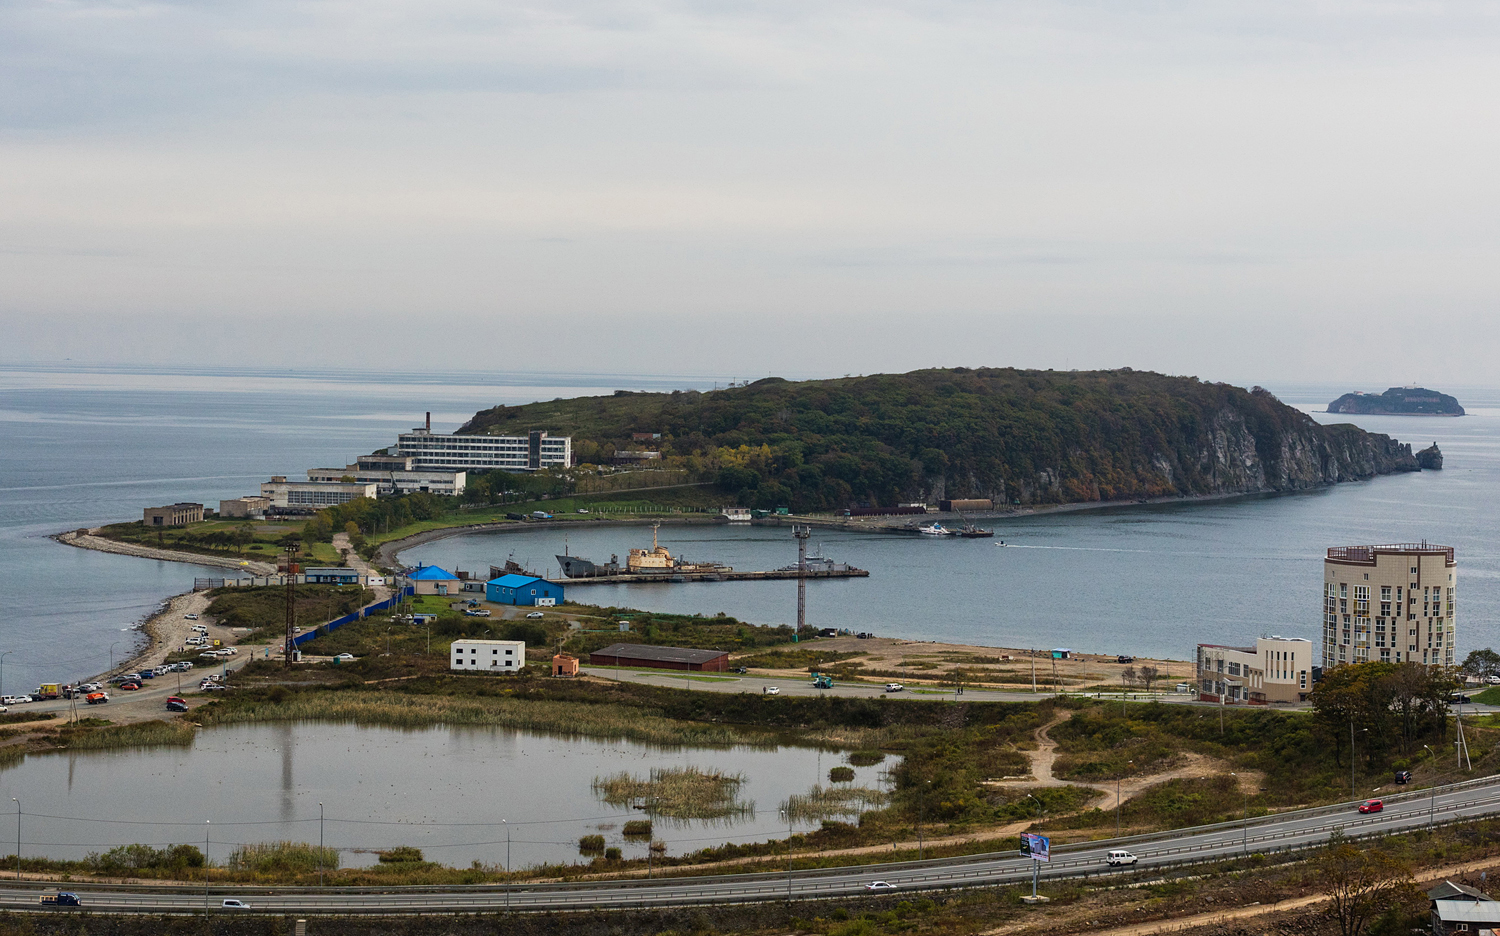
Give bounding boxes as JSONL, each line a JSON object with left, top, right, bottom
{"left": 449, "top": 639, "right": 525, "bottom": 674}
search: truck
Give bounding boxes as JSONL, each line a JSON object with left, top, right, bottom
{"left": 810, "top": 673, "right": 834, "bottom": 690}
{"left": 38, "top": 892, "right": 81, "bottom": 907}
{"left": 531, "top": 511, "right": 554, "bottom": 520}
{"left": 34, "top": 683, "right": 61, "bottom": 700}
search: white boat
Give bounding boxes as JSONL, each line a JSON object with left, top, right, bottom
{"left": 918, "top": 523, "right": 954, "bottom": 536}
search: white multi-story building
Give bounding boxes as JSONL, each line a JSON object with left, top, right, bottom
{"left": 1197, "top": 636, "right": 1313, "bottom": 704}
{"left": 305, "top": 465, "right": 466, "bottom": 496}
{"left": 449, "top": 639, "right": 525, "bottom": 674}
{"left": 397, "top": 427, "right": 570, "bottom": 472}
{"left": 260, "top": 478, "right": 377, "bottom": 509}
{"left": 1323, "top": 543, "right": 1457, "bottom": 668}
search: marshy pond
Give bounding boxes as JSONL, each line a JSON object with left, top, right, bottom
{"left": 0, "top": 722, "right": 896, "bottom": 869}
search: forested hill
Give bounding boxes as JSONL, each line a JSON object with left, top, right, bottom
{"left": 458, "top": 368, "right": 1422, "bottom": 511}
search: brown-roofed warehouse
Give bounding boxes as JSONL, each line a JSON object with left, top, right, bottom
{"left": 588, "top": 643, "right": 730, "bottom": 672}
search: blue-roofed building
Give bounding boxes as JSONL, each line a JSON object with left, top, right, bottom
{"left": 486, "top": 574, "right": 564, "bottom": 607}
{"left": 408, "top": 564, "right": 460, "bottom": 596}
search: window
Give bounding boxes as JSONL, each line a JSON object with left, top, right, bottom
{"left": 1410, "top": 566, "right": 1418, "bottom": 574}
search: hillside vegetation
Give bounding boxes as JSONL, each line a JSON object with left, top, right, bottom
{"left": 459, "top": 367, "right": 1420, "bottom": 511}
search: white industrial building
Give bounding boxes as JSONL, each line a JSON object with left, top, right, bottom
{"left": 306, "top": 462, "right": 466, "bottom": 496}
{"left": 449, "top": 639, "right": 525, "bottom": 673}
{"left": 260, "top": 477, "right": 377, "bottom": 509}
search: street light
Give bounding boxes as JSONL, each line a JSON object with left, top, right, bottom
{"left": 10, "top": 797, "right": 18, "bottom": 879}
{"left": 778, "top": 808, "right": 793, "bottom": 900}
{"left": 318, "top": 803, "right": 324, "bottom": 887}
{"left": 1424, "top": 744, "right": 1437, "bottom": 828}
{"left": 1116, "top": 760, "right": 1132, "bottom": 836}
{"left": 1231, "top": 772, "right": 1247, "bottom": 853}
{"left": 1350, "top": 720, "right": 1368, "bottom": 797}
{"left": 204, "top": 821, "right": 211, "bottom": 915}
{"left": 503, "top": 819, "right": 510, "bottom": 910}
{"left": 917, "top": 780, "right": 931, "bottom": 860}
{"left": 109, "top": 642, "right": 119, "bottom": 673}
{"left": 0, "top": 650, "right": 12, "bottom": 698}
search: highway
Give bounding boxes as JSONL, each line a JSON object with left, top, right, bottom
{"left": 3, "top": 774, "right": 1500, "bottom": 914}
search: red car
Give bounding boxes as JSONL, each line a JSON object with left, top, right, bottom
{"left": 119, "top": 682, "right": 141, "bottom": 691}
{"left": 1358, "top": 799, "right": 1383, "bottom": 814}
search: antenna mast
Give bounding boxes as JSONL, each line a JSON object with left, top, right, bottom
{"left": 793, "top": 525, "right": 811, "bottom": 635}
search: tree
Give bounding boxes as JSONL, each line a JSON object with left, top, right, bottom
{"left": 1462, "top": 648, "right": 1500, "bottom": 679}
{"left": 1120, "top": 666, "right": 1138, "bottom": 689}
{"left": 1138, "top": 664, "right": 1160, "bottom": 693}
{"left": 1315, "top": 832, "right": 1419, "bottom": 936}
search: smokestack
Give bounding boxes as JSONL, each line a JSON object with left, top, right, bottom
{"left": 425, "top": 411, "right": 431, "bottom": 431}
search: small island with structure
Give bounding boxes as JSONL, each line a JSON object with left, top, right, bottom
{"left": 1327, "top": 386, "right": 1465, "bottom": 416}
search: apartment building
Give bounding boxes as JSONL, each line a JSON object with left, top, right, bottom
{"left": 1196, "top": 636, "right": 1313, "bottom": 704}
{"left": 305, "top": 465, "right": 466, "bottom": 496}
{"left": 260, "top": 478, "right": 377, "bottom": 510}
{"left": 1323, "top": 543, "right": 1457, "bottom": 668}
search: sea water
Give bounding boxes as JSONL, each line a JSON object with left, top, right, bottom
{"left": 2, "top": 364, "right": 1497, "bottom": 683}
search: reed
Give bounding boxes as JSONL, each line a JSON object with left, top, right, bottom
{"left": 829, "top": 766, "right": 855, "bottom": 783}
{"left": 783, "top": 784, "right": 888, "bottom": 823}
{"left": 593, "top": 766, "right": 753, "bottom": 821}
{"left": 201, "top": 691, "right": 766, "bottom": 748}
{"left": 846, "top": 750, "right": 886, "bottom": 766}
{"left": 578, "top": 835, "right": 605, "bottom": 853}
{"left": 621, "top": 820, "right": 653, "bottom": 837}
{"left": 228, "top": 841, "right": 340, "bottom": 874}
{"left": 62, "top": 720, "right": 196, "bottom": 751}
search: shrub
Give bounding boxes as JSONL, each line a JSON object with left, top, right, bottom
{"left": 376, "top": 846, "right": 424, "bottom": 864}
{"left": 230, "top": 842, "right": 340, "bottom": 873}
{"left": 622, "top": 820, "right": 652, "bottom": 837}
{"left": 829, "top": 766, "right": 856, "bottom": 783}
{"left": 604, "top": 847, "right": 622, "bottom": 861}
{"left": 578, "top": 835, "right": 606, "bottom": 853}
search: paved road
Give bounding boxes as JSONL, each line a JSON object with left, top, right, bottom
{"left": 3, "top": 775, "right": 1499, "bottom": 914}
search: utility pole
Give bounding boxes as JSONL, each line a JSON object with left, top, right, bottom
{"left": 1031, "top": 649, "right": 1036, "bottom": 693}
{"left": 793, "top": 525, "right": 810, "bottom": 637}
{"left": 283, "top": 542, "right": 300, "bottom": 668}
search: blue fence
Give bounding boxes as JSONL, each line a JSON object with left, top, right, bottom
{"left": 293, "top": 586, "right": 415, "bottom": 647}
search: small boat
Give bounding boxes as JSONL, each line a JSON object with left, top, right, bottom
{"left": 918, "top": 523, "right": 955, "bottom": 536}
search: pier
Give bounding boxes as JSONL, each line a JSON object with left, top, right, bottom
{"left": 550, "top": 567, "right": 869, "bottom": 585}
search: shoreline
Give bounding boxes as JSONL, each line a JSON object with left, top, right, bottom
{"left": 54, "top": 529, "right": 276, "bottom": 683}
{"left": 374, "top": 483, "right": 1354, "bottom": 568}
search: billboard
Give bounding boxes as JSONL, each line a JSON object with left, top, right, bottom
{"left": 1019, "top": 833, "right": 1050, "bottom": 863}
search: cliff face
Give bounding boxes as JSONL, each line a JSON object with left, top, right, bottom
{"left": 459, "top": 368, "right": 1423, "bottom": 510}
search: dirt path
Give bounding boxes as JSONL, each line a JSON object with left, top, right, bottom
{"left": 996, "top": 854, "right": 1500, "bottom": 936}
{"left": 332, "top": 533, "right": 390, "bottom": 603}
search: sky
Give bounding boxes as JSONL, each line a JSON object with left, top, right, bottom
{"left": 2, "top": 1, "right": 1499, "bottom": 386}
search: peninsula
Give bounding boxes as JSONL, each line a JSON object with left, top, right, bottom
{"left": 1327, "top": 386, "right": 1465, "bottom": 416}
{"left": 460, "top": 367, "right": 1423, "bottom": 512}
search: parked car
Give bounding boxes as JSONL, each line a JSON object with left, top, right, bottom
{"left": 10, "top": 695, "right": 32, "bottom": 704}
{"left": 1106, "top": 850, "right": 1138, "bottom": 866}
{"left": 864, "top": 881, "right": 897, "bottom": 891}
{"left": 1358, "top": 799, "right": 1384, "bottom": 814}
{"left": 885, "top": 683, "right": 905, "bottom": 692}
{"left": 120, "top": 673, "right": 142, "bottom": 683}
{"left": 184, "top": 613, "right": 198, "bottom": 620}
{"left": 464, "top": 609, "right": 491, "bottom": 617}
{"left": 526, "top": 611, "right": 545, "bottom": 619}
{"left": 1394, "top": 770, "right": 1413, "bottom": 784}
{"left": 1487, "top": 675, "right": 1500, "bottom": 685}
{"left": 220, "top": 899, "right": 251, "bottom": 909}
{"left": 119, "top": 682, "right": 141, "bottom": 691}
{"left": 166, "top": 697, "right": 188, "bottom": 712}
{"left": 1454, "top": 694, "right": 1473, "bottom": 704}
{"left": 0, "top": 696, "right": 18, "bottom": 706}
{"left": 734, "top": 667, "right": 748, "bottom": 674}
{"left": 38, "top": 892, "right": 81, "bottom": 907}
{"left": 200, "top": 683, "right": 227, "bottom": 692}
{"left": 1116, "top": 655, "right": 1135, "bottom": 664}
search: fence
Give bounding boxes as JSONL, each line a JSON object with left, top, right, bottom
{"left": 292, "top": 587, "right": 414, "bottom": 647}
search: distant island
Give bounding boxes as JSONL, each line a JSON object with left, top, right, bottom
{"left": 1327, "top": 387, "right": 1465, "bottom": 417}
{"left": 458, "top": 367, "right": 1424, "bottom": 512}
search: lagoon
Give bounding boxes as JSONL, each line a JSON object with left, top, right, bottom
{"left": 0, "top": 722, "right": 893, "bottom": 869}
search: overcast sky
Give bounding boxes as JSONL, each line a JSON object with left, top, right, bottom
{"left": 2, "top": 1, "right": 1498, "bottom": 386}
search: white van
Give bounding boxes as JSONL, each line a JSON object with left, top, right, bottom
{"left": 1106, "top": 850, "right": 1138, "bottom": 866}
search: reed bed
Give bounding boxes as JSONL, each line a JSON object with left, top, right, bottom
{"left": 592, "top": 766, "right": 753, "bottom": 820}
{"left": 783, "top": 784, "right": 888, "bottom": 823}
{"left": 63, "top": 720, "right": 196, "bottom": 751}
{"left": 202, "top": 691, "right": 768, "bottom": 748}
{"left": 228, "top": 841, "right": 341, "bottom": 874}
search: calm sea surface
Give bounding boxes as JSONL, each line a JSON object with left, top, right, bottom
{"left": 2, "top": 365, "right": 1498, "bottom": 681}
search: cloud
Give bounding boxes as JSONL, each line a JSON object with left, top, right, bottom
{"left": 2, "top": 1, "right": 1500, "bottom": 385}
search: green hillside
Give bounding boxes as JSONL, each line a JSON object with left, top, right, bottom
{"left": 459, "top": 367, "right": 1418, "bottom": 512}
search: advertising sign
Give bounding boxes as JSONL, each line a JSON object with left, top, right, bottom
{"left": 1020, "top": 833, "right": 1051, "bottom": 863}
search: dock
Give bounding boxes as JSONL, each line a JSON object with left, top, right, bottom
{"left": 550, "top": 568, "right": 869, "bottom": 585}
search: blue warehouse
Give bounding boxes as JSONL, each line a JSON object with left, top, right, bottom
{"left": 485, "top": 574, "right": 564, "bottom": 607}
